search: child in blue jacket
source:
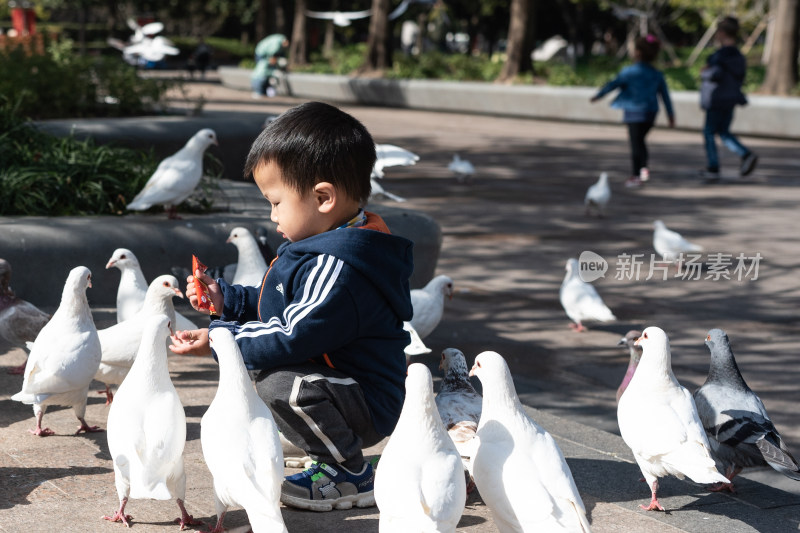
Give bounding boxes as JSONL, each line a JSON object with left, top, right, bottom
{"left": 591, "top": 35, "right": 675, "bottom": 188}
{"left": 170, "top": 101, "right": 414, "bottom": 512}
{"left": 699, "top": 16, "right": 757, "bottom": 182}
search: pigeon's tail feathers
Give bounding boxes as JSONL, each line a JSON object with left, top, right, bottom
{"left": 757, "top": 434, "right": 800, "bottom": 481}
{"left": 126, "top": 196, "right": 153, "bottom": 211}
{"left": 663, "top": 446, "right": 730, "bottom": 484}
{"left": 130, "top": 474, "right": 173, "bottom": 500}
{"left": 248, "top": 513, "right": 288, "bottom": 533}
{"left": 567, "top": 498, "right": 593, "bottom": 533}
{"left": 687, "top": 242, "right": 704, "bottom": 252}
{"left": 10, "top": 391, "right": 49, "bottom": 405}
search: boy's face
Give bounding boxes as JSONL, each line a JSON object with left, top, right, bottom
{"left": 254, "top": 160, "right": 327, "bottom": 242}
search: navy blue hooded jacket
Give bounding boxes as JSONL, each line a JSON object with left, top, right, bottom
{"left": 208, "top": 212, "right": 413, "bottom": 436}
{"left": 700, "top": 45, "right": 748, "bottom": 110}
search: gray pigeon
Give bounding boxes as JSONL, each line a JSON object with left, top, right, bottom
{"left": 693, "top": 328, "right": 800, "bottom": 492}
{"left": 616, "top": 330, "right": 642, "bottom": 403}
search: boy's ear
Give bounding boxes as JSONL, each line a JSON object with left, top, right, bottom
{"left": 314, "top": 182, "right": 336, "bottom": 213}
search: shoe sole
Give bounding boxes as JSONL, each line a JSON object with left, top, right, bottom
{"left": 280, "top": 491, "right": 375, "bottom": 512}
{"left": 741, "top": 156, "right": 758, "bottom": 176}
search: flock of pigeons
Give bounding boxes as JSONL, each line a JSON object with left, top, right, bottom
{"left": 2, "top": 127, "right": 799, "bottom": 531}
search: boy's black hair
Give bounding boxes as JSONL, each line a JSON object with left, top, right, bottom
{"left": 244, "top": 101, "right": 375, "bottom": 204}
{"left": 635, "top": 35, "right": 661, "bottom": 63}
{"left": 717, "top": 16, "right": 740, "bottom": 39}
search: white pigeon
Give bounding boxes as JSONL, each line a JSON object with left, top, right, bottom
{"left": 11, "top": 266, "right": 102, "bottom": 436}
{"left": 369, "top": 143, "right": 419, "bottom": 203}
{"left": 435, "top": 348, "right": 482, "bottom": 488}
{"left": 409, "top": 275, "right": 454, "bottom": 340}
{"left": 126, "top": 128, "right": 218, "bottom": 219}
{"left": 304, "top": 8, "right": 371, "bottom": 26}
{"left": 693, "top": 328, "right": 800, "bottom": 492}
{"left": 103, "top": 314, "right": 201, "bottom": 529}
{"left": 403, "top": 321, "right": 432, "bottom": 364}
{"left": 653, "top": 220, "right": 703, "bottom": 264}
{"left": 469, "top": 351, "right": 592, "bottom": 532}
{"left": 106, "top": 248, "right": 198, "bottom": 331}
{"left": 375, "top": 363, "right": 466, "bottom": 532}
{"left": 201, "top": 327, "right": 287, "bottom": 533}
{"left": 227, "top": 227, "right": 268, "bottom": 287}
{"left": 94, "top": 275, "right": 184, "bottom": 404}
{"left": 448, "top": 154, "right": 475, "bottom": 182}
{"left": 584, "top": 172, "right": 611, "bottom": 217}
{"left": 617, "top": 327, "right": 729, "bottom": 511}
{"left": 373, "top": 144, "right": 420, "bottom": 179}
{"left": 0, "top": 258, "right": 51, "bottom": 375}
{"left": 559, "top": 258, "right": 616, "bottom": 332}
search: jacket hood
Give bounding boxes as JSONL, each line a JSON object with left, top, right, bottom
{"left": 278, "top": 217, "right": 414, "bottom": 320}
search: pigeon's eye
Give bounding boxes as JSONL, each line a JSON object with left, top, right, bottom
{"left": 120, "top": 254, "right": 127, "bottom": 259}
{"left": 643, "top": 332, "right": 649, "bottom": 339}
{"left": 476, "top": 361, "right": 482, "bottom": 368}
{"left": 707, "top": 335, "right": 711, "bottom": 341}
{"left": 163, "top": 281, "right": 170, "bottom": 287}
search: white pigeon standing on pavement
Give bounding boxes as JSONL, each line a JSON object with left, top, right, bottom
{"left": 369, "top": 143, "right": 420, "bottom": 203}
{"left": 106, "top": 248, "right": 198, "bottom": 331}
{"left": 410, "top": 275, "right": 454, "bottom": 340}
{"left": 616, "top": 330, "right": 642, "bottom": 403}
{"left": 653, "top": 220, "right": 703, "bottom": 264}
{"left": 11, "top": 266, "right": 103, "bottom": 436}
{"left": 617, "top": 327, "right": 729, "bottom": 511}
{"left": 435, "top": 348, "right": 482, "bottom": 490}
{"left": 559, "top": 258, "right": 616, "bottom": 332}
{"left": 375, "top": 363, "right": 466, "bottom": 532}
{"left": 0, "top": 258, "right": 51, "bottom": 375}
{"left": 94, "top": 275, "right": 184, "bottom": 404}
{"left": 584, "top": 172, "right": 611, "bottom": 217}
{"left": 201, "top": 327, "right": 287, "bottom": 533}
{"left": 126, "top": 128, "right": 218, "bottom": 219}
{"left": 693, "top": 328, "right": 800, "bottom": 492}
{"left": 469, "top": 351, "right": 591, "bottom": 532}
{"left": 103, "top": 314, "right": 202, "bottom": 530}
{"left": 226, "top": 227, "right": 268, "bottom": 287}
{"left": 448, "top": 154, "right": 475, "bottom": 183}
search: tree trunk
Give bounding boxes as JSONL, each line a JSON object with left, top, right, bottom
{"left": 498, "top": 0, "right": 533, "bottom": 81}
{"left": 363, "top": 0, "right": 390, "bottom": 72}
{"left": 289, "top": 0, "right": 307, "bottom": 67}
{"left": 255, "top": 0, "right": 271, "bottom": 41}
{"left": 762, "top": 0, "right": 799, "bottom": 94}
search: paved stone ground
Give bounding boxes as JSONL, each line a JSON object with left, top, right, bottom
{"left": 1, "top": 75, "right": 799, "bottom": 532}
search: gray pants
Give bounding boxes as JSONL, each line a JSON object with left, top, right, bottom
{"left": 255, "top": 363, "right": 383, "bottom": 471}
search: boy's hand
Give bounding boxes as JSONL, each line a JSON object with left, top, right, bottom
{"left": 185, "top": 269, "right": 223, "bottom": 314}
{"left": 169, "top": 328, "right": 212, "bottom": 356}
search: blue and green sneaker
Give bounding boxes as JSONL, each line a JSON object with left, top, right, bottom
{"left": 280, "top": 460, "right": 376, "bottom": 512}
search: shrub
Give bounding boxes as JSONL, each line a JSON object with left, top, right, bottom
{"left": 0, "top": 96, "right": 221, "bottom": 216}
{"left": 0, "top": 36, "right": 173, "bottom": 120}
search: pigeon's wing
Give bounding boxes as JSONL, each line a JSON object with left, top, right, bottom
{"left": 375, "top": 144, "right": 420, "bottom": 169}
{"left": 0, "top": 302, "right": 50, "bottom": 345}
{"left": 418, "top": 452, "right": 465, "bottom": 528}
{"left": 21, "top": 330, "right": 99, "bottom": 395}
{"left": 137, "top": 391, "right": 186, "bottom": 475}
{"left": 98, "top": 321, "right": 143, "bottom": 365}
{"left": 129, "top": 154, "right": 201, "bottom": 208}
{"left": 403, "top": 322, "right": 430, "bottom": 356}
{"left": 240, "top": 414, "right": 283, "bottom": 503}
{"left": 756, "top": 433, "right": 800, "bottom": 480}
{"left": 619, "top": 391, "right": 690, "bottom": 460}
{"left": 562, "top": 279, "right": 615, "bottom": 322}
{"left": 497, "top": 447, "right": 555, "bottom": 529}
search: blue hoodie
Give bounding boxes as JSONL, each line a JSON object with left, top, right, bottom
{"left": 209, "top": 212, "right": 414, "bottom": 436}
{"left": 700, "top": 45, "right": 748, "bottom": 110}
{"left": 594, "top": 62, "right": 674, "bottom": 123}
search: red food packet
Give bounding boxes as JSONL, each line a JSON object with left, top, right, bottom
{"left": 192, "top": 255, "right": 217, "bottom": 314}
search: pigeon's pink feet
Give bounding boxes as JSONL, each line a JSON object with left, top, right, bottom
{"left": 166, "top": 206, "right": 183, "bottom": 220}
{"left": 175, "top": 498, "right": 203, "bottom": 530}
{"left": 201, "top": 512, "right": 226, "bottom": 533}
{"left": 7, "top": 361, "right": 26, "bottom": 375}
{"left": 569, "top": 322, "right": 586, "bottom": 332}
{"left": 97, "top": 386, "right": 114, "bottom": 405}
{"left": 76, "top": 417, "right": 104, "bottom": 434}
{"left": 29, "top": 426, "right": 55, "bottom": 437}
{"left": 103, "top": 510, "right": 133, "bottom": 527}
{"left": 640, "top": 480, "right": 665, "bottom": 511}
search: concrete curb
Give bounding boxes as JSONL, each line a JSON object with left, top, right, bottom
{"left": 218, "top": 66, "right": 800, "bottom": 139}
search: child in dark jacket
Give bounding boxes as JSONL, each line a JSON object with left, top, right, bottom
{"left": 591, "top": 35, "right": 675, "bottom": 188}
{"left": 170, "top": 101, "right": 414, "bottom": 512}
{"left": 700, "top": 16, "right": 758, "bottom": 182}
